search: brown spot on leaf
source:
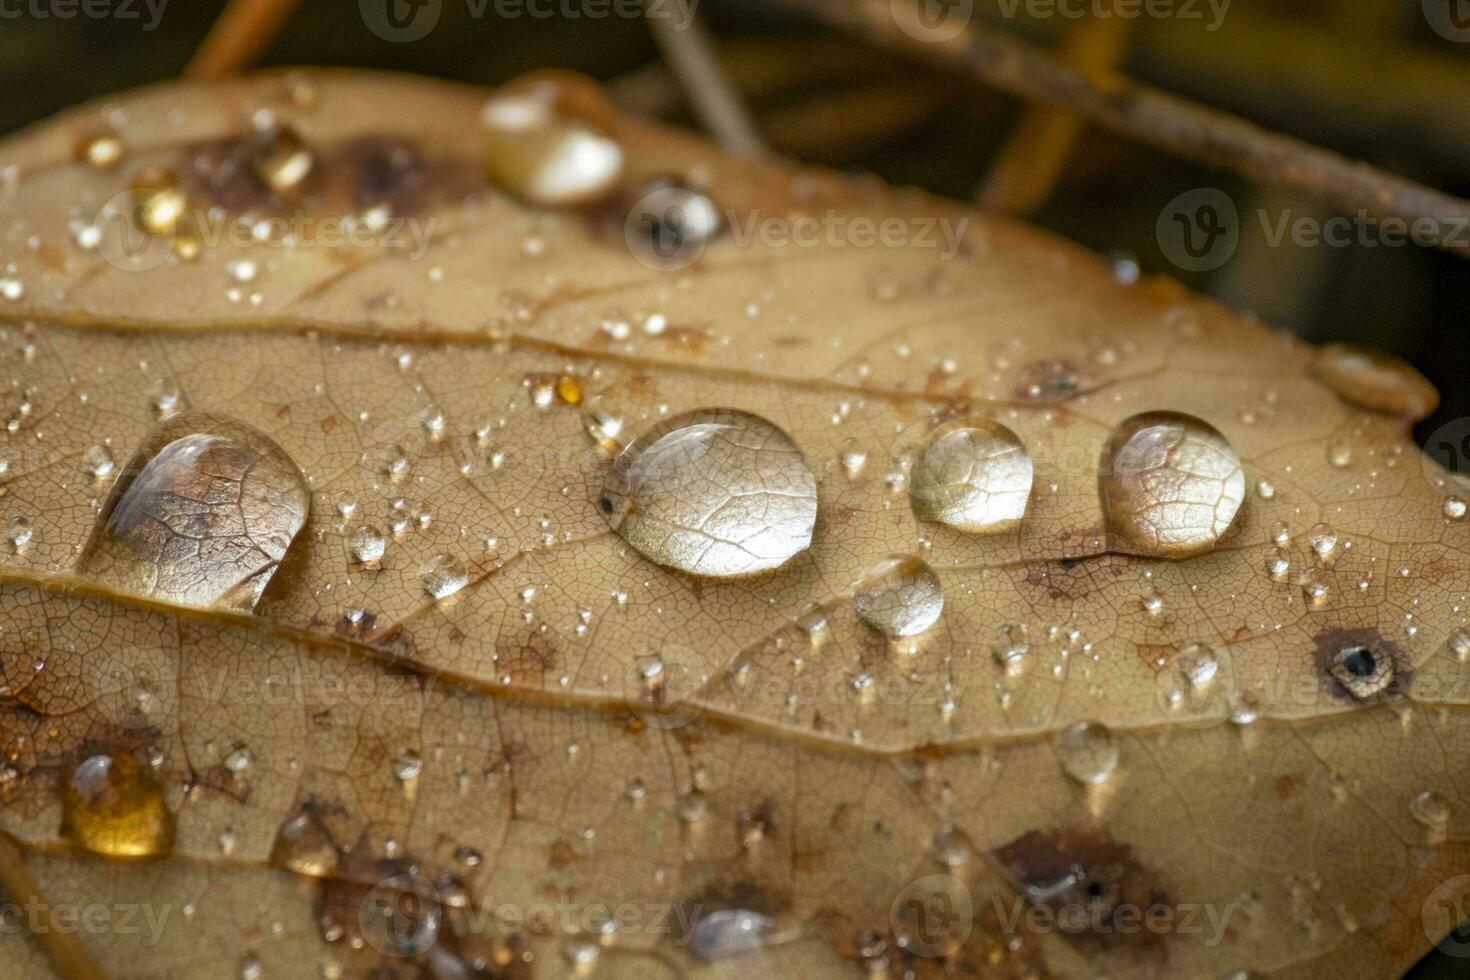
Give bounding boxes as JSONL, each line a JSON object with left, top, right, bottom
{"left": 992, "top": 826, "right": 1173, "bottom": 960}
{"left": 1312, "top": 628, "right": 1411, "bottom": 703}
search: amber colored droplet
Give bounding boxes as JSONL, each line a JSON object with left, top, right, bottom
{"left": 481, "top": 87, "right": 622, "bottom": 206}
{"left": 555, "top": 374, "right": 583, "bottom": 405}
{"left": 61, "top": 753, "right": 174, "bottom": 858}
{"left": 250, "top": 125, "right": 314, "bottom": 194}
{"left": 128, "top": 165, "right": 187, "bottom": 237}
{"left": 909, "top": 418, "right": 1032, "bottom": 533}
{"left": 271, "top": 810, "right": 340, "bottom": 877}
{"left": 1312, "top": 343, "right": 1438, "bottom": 421}
{"left": 74, "top": 125, "right": 125, "bottom": 171}
{"left": 77, "top": 414, "right": 310, "bottom": 612}
{"left": 600, "top": 408, "right": 817, "bottom": 577}
{"left": 1099, "top": 411, "right": 1245, "bottom": 559}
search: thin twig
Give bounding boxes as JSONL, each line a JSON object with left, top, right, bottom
{"left": 775, "top": 0, "right": 1470, "bottom": 259}
{"left": 977, "top": 5, "right": 1132, "bottom": 214}
{"left": 185, "top": 0, "right": 302, "bottom": 80}
{"left": 644, "top": 0, "right": 767, "bottom": 156}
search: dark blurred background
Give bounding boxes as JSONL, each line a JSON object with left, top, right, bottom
{"left": 2, "top": 1, "right": 1468, "bottom": 973}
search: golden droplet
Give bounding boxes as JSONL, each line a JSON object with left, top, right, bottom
{"left": 75, "top": 125, "right": 125, "bottom": 171}
{"left": 251, "top": 125, "right": 314, "bottom": 194}
{"left": 129, "top": 166, "right": 187, "bottom": 236}
{"left": 555, "top": 374, "right": 584, "bottom": 405}
{"left": 61, "top": 753, "right": 174, "bottom": 858}
{"left": 481, "top": 87, "right": 623, "bottom": 206}
{"left": 271, "top": 809, "right": 340, "bottom": 877}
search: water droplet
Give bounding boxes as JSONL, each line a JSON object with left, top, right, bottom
{"left": 481, "top": 88, "right": 622, "bottom": 206}
{"left": 1056, "top": 721, "right": 1118, "bottom": 784}
{"left": 625, "top": 178, "right": 722, "bottom": 267}
{"left": 932, "top": 824, "right": 974, "bottom": 867}
{"left": 83, "top": 444, "right": 115, "bottom": 480}
{"left": 1444, "top": 497, "right": 1467, "bottom": 521}
{"left": 393, "top": 749, "right": 424, "bottom": 782}
{"left": 349, "top": 526, "right": 386, "bottom": 566}
{"left": 1326, "top": 437, "right": 1352, "bottom": 468}
{"left": 600, "top": 409, "right": 817, "bottom": 577}
{"left": 6, "top": 517, "right": 33, "bottom": 554}
{"left": 1099, "top": 412, "right": 1244, "bottom": 558}
{"left": 555, "top": 374, "right": 583, "bottom": 405}
{"left": 1255, "top": 478, "right": 1275, "bottom": 500}
{"left": 1449, "top": 628, "right": 1470, "bottom": 662}
{"left": 1410, "top": 790, "right": 1451, "bottom": 828}
{"left": 61, "top": 753, "right": 174, "bottom": 857}
{"left": 1313, "top": 343, "right": 1438, "bottom": 421}
{"left": 77, "top": 415, "right": 310, "bottom": 612}
{"left": 250, "top": 124, "right": 314, "bottom": 194}
{"left": 271, "top": 810, "right": 339, "bottom": 877}
{"left": 1306, "top": 523, "right": 1338, "bottom": 559}
{"left": 689, "top": 909, "right": 774, "bottom": 961}
{"left": 852, "top": 556, "right": 944, "bottom": 638}
{"left": 130, "top": 166, "right": 187, "bottom": 236}
{"left": 908, "top": 418, "right": 1032, "bottom": 533}
{"left": 421, "top": 554, "right": 469, "bottom": 600}
{"left": 1179, "top": 642, "right": 1219, "bottom": 687}
{"left": 75, "top": 125, "right": 125, "bottom": 170}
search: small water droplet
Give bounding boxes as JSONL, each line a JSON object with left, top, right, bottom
{"left": 421, "top": 554, "right": 469, "bottom": 600}
{"left": 78, "top": 415, "right": 310, "bottom": 612}
{"left": 1410, "top": 790, "right": 1451, "bottom": 828}
{"left": 75, "top": 124, "right": 125, "bottom": 170}
{"left": 1056, "top": 721, "right": 1118, "bottom": 784}
{"left": 1443, "top": 497, "right": 1467, "bottom": 521}
{"left": 600, "top": 409, "right": 817, "bottom": 577}
{"left": 1099, "top": 411, "right": 1244, "bottom": 558}
{"left": 130, "top": 166, "right": 187, "bottom": 236}
{"left": 393, "top": 749, "right": 424, "bottom": 782}
{"left": 83, "top": 444, "right": 115, "bottom": 480}
{"left": 250, "top": 124, "right": 314, "bottom": 194}
{"left": 909, "top": 418, "right": 1032, "bottom": 533}
{"left": 61, "top": 753, "right": 174, "bottom": 857}
{"left": 852, "top": 556, "right": 944, "bottom": 638}
{"left": 271, "top": 810, "right": 340, "bottom": 877}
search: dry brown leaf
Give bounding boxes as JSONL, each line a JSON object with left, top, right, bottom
{"left": 0, "top": 69, "right": 1467, "bottom": 979}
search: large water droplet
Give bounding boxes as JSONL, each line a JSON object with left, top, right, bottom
{"left": 77, "top": 415, "right": 310, "bottom": 612}
{"left": 421, "top": 554, "right": 470, "bottom": 600}
{"left": 1099, "top": 411, "right": 1244, "bottom": 558}
{"left": 599, "top": 409, "right": 817, "bottom": 577}
{"left": 481, "top": 87, "right": 622, "bottom": 206}
{"left": 61, "top": 753, "right": 174, "bottom": 857}
{"left": 1312, "top": 343, "right": 1438, "bottom": 420}
{"left": 1056, "top": 721, "right": 1119, "bottom": 784}
{"left": 852, "top": 556, "right": 944, "bottom": 638}
{"left": 689, "top": 909, "right": 775, "bottom": 961}
{"left": 909, "top": 418, "right": 1032, "bottom": 533}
